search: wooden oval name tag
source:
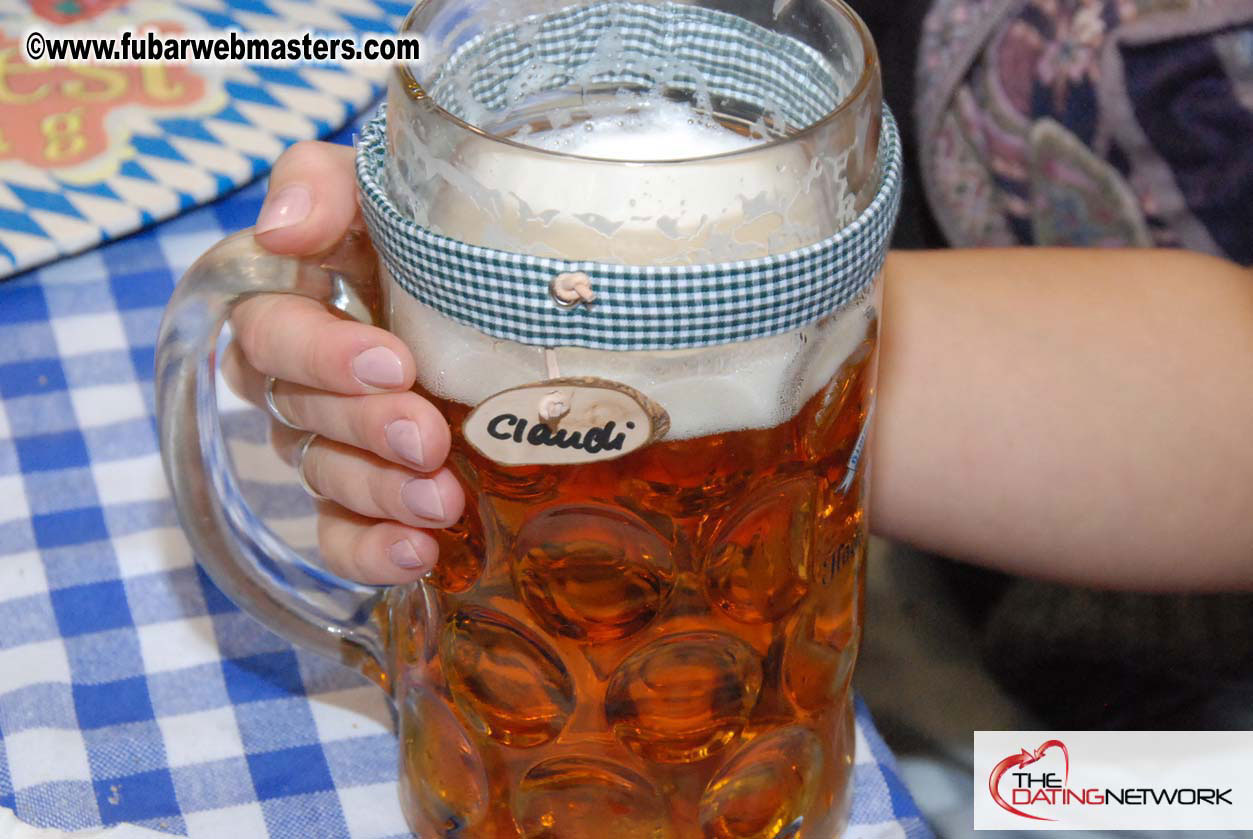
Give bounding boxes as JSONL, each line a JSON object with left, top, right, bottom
{"left": 463, "top": 377, "right": 670, "bottom": 466}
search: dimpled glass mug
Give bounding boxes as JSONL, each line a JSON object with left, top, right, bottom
{"left": 155, "top": 1, "right": 901, "bottom": 836}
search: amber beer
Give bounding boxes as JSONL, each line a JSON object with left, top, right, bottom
{"left": 382, "top": 311, "right": 876, "bottom": 839}
{"left": 367, "top": 15, "right": 887, "bottom": 830}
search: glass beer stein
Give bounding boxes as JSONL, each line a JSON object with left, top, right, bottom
{"left": 156, "top": 1, "right": 901, "bottom": 837}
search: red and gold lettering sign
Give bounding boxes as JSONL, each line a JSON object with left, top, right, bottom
{"left": 0, "top": 28, "right": 206, "bottom": 171}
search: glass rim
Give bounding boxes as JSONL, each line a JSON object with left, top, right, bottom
{"left": 392, "top": 0, "right": 879, "bottom": 166}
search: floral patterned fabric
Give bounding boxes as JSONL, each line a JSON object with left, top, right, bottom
{"left": 917, "top": 0, "right": 1253, "bottom": 263}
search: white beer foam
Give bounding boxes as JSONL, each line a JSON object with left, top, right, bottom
{"left": 519, "top": 100, "right": 763, "bottom": 160}
{"left": 383, "top": 104, "right": 876, "bottom": 439}
{"left": 385, "top": 268, "right": 876, "bottom": 440}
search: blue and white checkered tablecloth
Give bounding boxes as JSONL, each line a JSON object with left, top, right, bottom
{"left": 0, "top": 133, "right": 934, "bottom": 839}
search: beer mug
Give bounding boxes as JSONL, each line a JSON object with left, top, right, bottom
{"left": 156, "top": 0, "right": 900, "bottom": 836}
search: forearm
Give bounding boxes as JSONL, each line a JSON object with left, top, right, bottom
{"left": 870, "top": 247, "right": 1253, "bottom": 591}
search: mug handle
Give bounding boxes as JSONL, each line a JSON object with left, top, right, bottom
{"left": 155, "top": 228, "right": 387, "bottom": 679}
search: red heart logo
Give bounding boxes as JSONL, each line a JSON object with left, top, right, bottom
{"left": 988, "top": 739, "right": 1070, "bottom": 821}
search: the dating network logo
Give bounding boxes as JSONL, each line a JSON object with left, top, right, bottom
{"left": 979, "top": 732, "right": 1239, "bottom": 828}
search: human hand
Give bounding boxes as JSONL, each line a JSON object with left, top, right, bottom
{"left": 221, "top": 141, "right": 465, "bottom": 585}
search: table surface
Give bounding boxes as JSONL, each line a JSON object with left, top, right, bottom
{"left": 0, "top": 127, "right": 933, "bottom": 839}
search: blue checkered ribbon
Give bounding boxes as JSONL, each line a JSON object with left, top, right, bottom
{"left": 0, "top": 143, "right": 930, "bottom": 839}
{"left": 358, "top": 106, "right": 901, "bottom": 351}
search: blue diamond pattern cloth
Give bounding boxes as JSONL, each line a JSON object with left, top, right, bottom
{"left": 0, "top": 131, "right": 933, "bottom": 839}
{"left": 0, "top": 0, "right": 411, "bottom": 280}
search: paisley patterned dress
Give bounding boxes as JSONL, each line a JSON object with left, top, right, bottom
{"left": 917, "top": 0, "right": 1252, "bottom": 263}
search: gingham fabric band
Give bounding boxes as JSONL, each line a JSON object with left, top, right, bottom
{"left": 357, "top": 108, "right": 901, "bottom": 351}
{"left": 356, "top": 9, "right": 902, "bottom": 351}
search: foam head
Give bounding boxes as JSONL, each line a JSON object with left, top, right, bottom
{"left": 517, "top": 100, "right": 762, "bottom": 160}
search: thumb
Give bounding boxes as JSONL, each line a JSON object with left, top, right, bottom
{"left": 254, "top": 140, "right": 363, "bottom": 255}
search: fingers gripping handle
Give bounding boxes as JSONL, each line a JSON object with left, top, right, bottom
{"left": 155, "top": 229, "right": 385, "bottom": 675}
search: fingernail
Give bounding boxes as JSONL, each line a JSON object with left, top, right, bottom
{"left": 352, "top": 346, "right": 405, "bottom": 388}
{"left": 402, "top": 478, "right": 445, "bottom": 521}
{"left": 386, "top": 419, "right": 426, "bottom": 468}
{"left": 388, "top": 539, "right": 426, "bottom": 570}
{"left": 256, "top": 184, "right": 313, "bottom": 234}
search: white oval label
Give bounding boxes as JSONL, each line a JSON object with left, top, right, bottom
{"left": 462, "top": 377, "right": 669, "bottom": 466}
